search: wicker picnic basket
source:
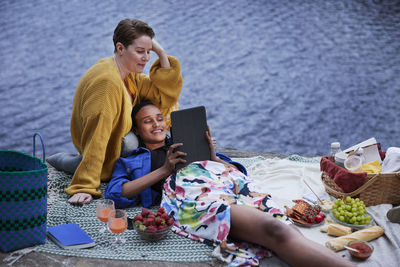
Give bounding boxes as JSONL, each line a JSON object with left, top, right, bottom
{"left": 321, "top": 154, "right": 400, "bottom": 207}
{"left": 321, "top": 171, "right": 400, "bottom": 206}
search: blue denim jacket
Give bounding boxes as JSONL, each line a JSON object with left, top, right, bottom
{"left": 104, "top": 148, "right": 247, "bottom": 209}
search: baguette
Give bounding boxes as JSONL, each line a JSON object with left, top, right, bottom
{"left": 325, "top": 226, "right": 384, "bottom": 251}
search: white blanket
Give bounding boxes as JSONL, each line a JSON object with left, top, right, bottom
{"left": 242, "top": 156, "right": 400, "bottom": 267}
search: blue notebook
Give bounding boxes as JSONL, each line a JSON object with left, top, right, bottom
{"left": 47, "top": 223, "right": 96, "bottom": 249}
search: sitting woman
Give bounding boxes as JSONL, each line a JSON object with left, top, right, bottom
{"left": 105, "top": 102, "right": 354, "bottom": 267}
{"left": 66, "top": 18, "right": 182, "bottom": 205}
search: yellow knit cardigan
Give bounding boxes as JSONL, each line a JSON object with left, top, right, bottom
{"left": 66, "top": 56, "right": 182, "bottom": 197}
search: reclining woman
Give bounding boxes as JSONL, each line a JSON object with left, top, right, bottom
{"left": 65, "top": 19, "right": 182, "bottom": 205}
{"left": 105, "top": 102, "right": 354, "bottom": 267}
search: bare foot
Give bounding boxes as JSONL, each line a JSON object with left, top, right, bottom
{"left": 68, "top": 193, "right": 93, "bottom": 205}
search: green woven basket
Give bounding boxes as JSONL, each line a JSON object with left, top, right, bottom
{"left": 0, "top": 133, "right": 48, "bottom": 252}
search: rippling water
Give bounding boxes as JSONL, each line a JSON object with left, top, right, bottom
{"left": 0, "top": 0, "right": 399, "bottom": 156}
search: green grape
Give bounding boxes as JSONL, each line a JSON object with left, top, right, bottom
{"left": 333, "top": 196, "right": 371, "bottom": 226}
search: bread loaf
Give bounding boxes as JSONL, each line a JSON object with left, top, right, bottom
{"left": 327, "top": 223, "right": 352, "bottom": 237}
{"left": 320, "top": 221, "right": 352, "bottom": 236}
{"left": 325, "top": 226, "right": 384, "bottom": 251}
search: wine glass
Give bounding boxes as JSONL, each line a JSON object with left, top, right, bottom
{"left": 96, "top": 199, "right": 115, "bottom": 233}
{"left": 108, "top": 209, "right": 127, "bottom": 244}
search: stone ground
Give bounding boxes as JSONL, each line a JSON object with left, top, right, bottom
{"left": 0, "top": 149, "right": 287, "bottom": 267}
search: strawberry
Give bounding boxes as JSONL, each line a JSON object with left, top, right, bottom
{"left": 148, "top": 212, "right": 156, "bottom": 219}
{"left": 139, "top": 224, "right": 147, "bottom": 231}
{"left": 147, "top": 225, "right": 157, "bottom": 232}
{"left": 147, "top": 217, "right": 155, "bottom": 226}
{"left": 143, "top": 218, "right": 153, "bottom": 226}
{"left": 167, "top": 218, "right": 174, "bottom": 226}
{"left": 158, "top": 224, "right": 168, "bottom": 230}
{"left": 155, "top": 217, "right": 163, "bottom": 226}
{"left": 134, "top": 214, "right": 143, "bottom": 222}
{"left": 134, "top": 221, "right": 142, "bottom": 228}
{"left": 158, "top": 207, "right": 166, "bottom": 214}
{"left": 161, "top": 213, "right": 169, "bottom": 220}
{"left": 141, "top": 208, "right": 150, "bottom": 217}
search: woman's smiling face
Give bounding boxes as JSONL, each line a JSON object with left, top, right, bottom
{"left": 134, "top": 104, "right": 167, "bottom": 148}
{"left": 122, "top": 35, "right": 152, "bottom": 73}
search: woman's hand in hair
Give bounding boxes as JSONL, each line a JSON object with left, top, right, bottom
{"left": 161, "top": 143, "right": 186, "bottom": 174}
{"left": 151, "top": 39, "right": 170, "bottom": 68}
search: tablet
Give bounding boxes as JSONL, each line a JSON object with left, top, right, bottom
{"left": 170, "top": 106, "right": 211, "bottom": 169}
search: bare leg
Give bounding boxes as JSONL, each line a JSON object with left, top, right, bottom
{"left": 229, "top": 205, "right": 355, "bottom": 267}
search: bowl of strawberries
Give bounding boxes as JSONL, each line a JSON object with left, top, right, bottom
{"left": 133, "top": 207, "right": 175, "bottom": 241}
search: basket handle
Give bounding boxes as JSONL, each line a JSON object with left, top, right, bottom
{"left": 345, "top": 173, "right": 380, "bottom": 197}
{"left": 33, "top": 132, "right": 46, "bottom": 163}
{"left": 324, "top": 173, "right": 381, "bottom": 199}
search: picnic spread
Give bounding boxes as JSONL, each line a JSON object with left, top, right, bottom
{"left": 2, "top": 152, "right": 400, "bottom": 267}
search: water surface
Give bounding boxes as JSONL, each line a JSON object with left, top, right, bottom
{"left": 0, "top": 0, "right": 399, "bottom": 156}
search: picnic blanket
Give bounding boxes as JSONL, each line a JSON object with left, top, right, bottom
{"left": 247, "top": 156, "right": 400, "bottom": 267}
{"left": 33, "top": 156, "right": 265, "bottom": 263}
{"left": 5, "top": 155, "right": 399, "bottom": 266}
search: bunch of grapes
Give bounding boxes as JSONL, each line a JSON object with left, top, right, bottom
{"left": 332, "top": 196, "right": 371, "bottom": 225}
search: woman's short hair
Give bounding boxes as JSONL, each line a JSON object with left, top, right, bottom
{"left": 131, "top": 101, "right": 156, "bottom": 129}
{"left": 113, "top": 19, "right": 155, "bottom": 53}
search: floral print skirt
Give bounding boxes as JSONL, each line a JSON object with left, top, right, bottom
{"left": 161, "top": 161, "right": 292, "bottom": 266}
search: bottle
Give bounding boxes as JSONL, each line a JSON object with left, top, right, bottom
{"left": 355, "top": 147, "right": 365, "bottom": 165}
{"left": 329, "top": 142, "right": 342, "bottom": 163}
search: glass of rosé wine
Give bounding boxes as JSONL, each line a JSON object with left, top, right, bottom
{"left": 96, "top": 199, "right": 115, "bottom": 233}
{"left": 108, "top": 209, "right": 128, "bottom": 244}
